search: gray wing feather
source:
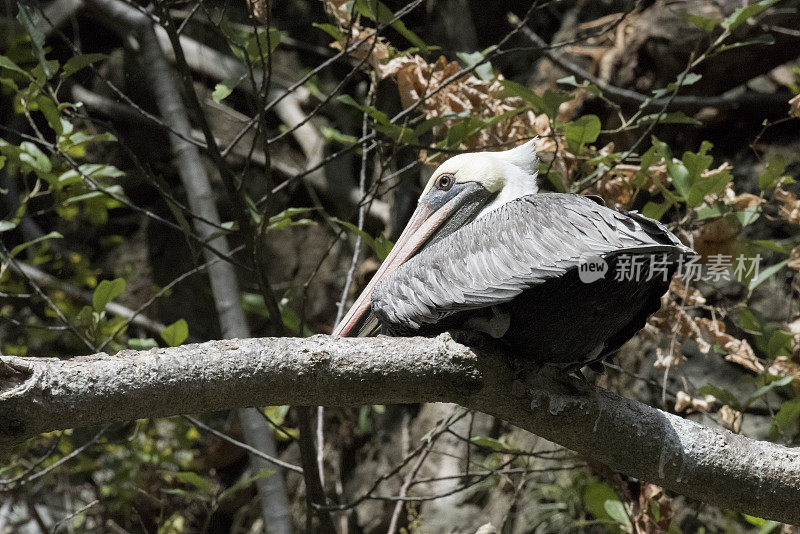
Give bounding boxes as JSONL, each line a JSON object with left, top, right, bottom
{"left": 371, "top": 193, "right": 692, "bottom": 330}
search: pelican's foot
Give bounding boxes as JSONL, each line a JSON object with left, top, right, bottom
{"left": 532, "top": 364, "right": 593, "bottom": 396}
{"left": 463, "top": 306, "right": 511, "bottom": 339}
{"left": 447, "top": 328, "right": 491, "bottom": 349}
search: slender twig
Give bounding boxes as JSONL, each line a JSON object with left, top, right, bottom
{"left": 386, "top": 434, "right": 435, "bottom": 534}
{"left": 183, "top": 416, "right": 303, "bottom": 474}
{"left": 296, "top": 406, "right": 337, "bottom": 534}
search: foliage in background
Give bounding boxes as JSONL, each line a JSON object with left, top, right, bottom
{"left": 1, "top": 0, "right": 800, "bottom": 531}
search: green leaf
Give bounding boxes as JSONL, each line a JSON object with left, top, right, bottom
{"left": 373, "top": 122, "right": 418, "bottom": 144}
{"left": 771, "top": 398, "right": 800, "bottom": 432}
{"left": 542, "top": 89, "right": 571, "bottom": 120}
{"left": 64, "top": 186, "right": 125, "bottom": 206}
{"left": 557, "top": 75, "right": 602, "bottom": 96}
{"left": 563, "top": 115, "right": 601, "bottom": 153}
{"left": 338, "top": 94, "right": 423, "bottom": 143}
{"left": 748, "top": 259, "right": 788, "bottom": 291}
{"left": 19, "top": 141, "right": 52, "bottom": 173}
{"left": 749, "top": 238, "right": 797, "bottom": 254}
{"left": 337, "top": 94, "right": 391, "bottom": 125}
{"left": 0, "top": 54, "right": 28, "bottom": 76}
{"left": 373, "top": 236, "right": 393, "bottom": 261}
{"left": 733, "top": 206, "right": 761, "bottom": 226}
{"left": 604, "top": 499, "right": 631, "bottom": 526}
{"left": 456, "top": 51, "right": 493, "bottom": 82}
{"left": 161, "top": 319, "right": 189, "bottom": 347}
{"left": 738, "top": 307, "right": 764, "bottom": 332}
{"left": 470, "top": 436, "right": 519, "bottom": 453}
{"left": 767, "top": 330, "right": 794, "bottom": 359}
{"left": 635, "top": 144, "right": 660, "bottom": 185}
{"left": 687, "top": 170, "right": 732, "bottom": 208}
{"left": 267, "top": 207, "right": 319, "bottom": 231}
{"left": 682, "top": 145, "right": 714, "bottom": 182}
{"left": 36, "top": 96, "right": 63, "bottom": 135}
{"left": 636, "top": 111, "right": 702, "bottom": 126}
{"left": 92, "top": 278, "right": 126, "bottom": 312}
{"left": 245, "top": 28, "right": 283, "bottom": 62}
{"left": 353, "top": 0, "right": 427, "bottom": 51}
{"left": 128, "top": 338, "right": 158, "bottom": 350}
{"left": 312, "top": 22, "right": 345, "bottom": 41}
{"left": 58, "top": 164, "right": 125, "bottom": 187}
{"left": 745, "top": 376, "right": 794, "bottom": 407}
{"left": 413, "top": 113, "right": 468, "bottom": 138}
{"left": 75, "top": 305, "right": 95, "bottom": 327}
{"left": 171, "top": 471, "right": 212, "bottom": 494}
{"left": 715, "top": 34, "right": 775, "bottom": 53}
{"left": 651, "top": 137, "right": 691, "bottom": 200}
{"left": 62, "top": 53, "right": 107, "bottom": 77}
{"left": 686, "top": 13, "right": 719, "bottom": 33}
{"left": 322, "top": 126, "right": 358, "bottom": 146}
{"left": 212, "top": 76, "right": 243, "bottom": 103}
{"left": 743, "top": 515, "right": 780, "bottom": 534}
{"left": 0, "top": 220, "right": 19, "bottom": 232}
{"left": 642, "top": 201, "right": 672, "bottom": 221}
{"left": 721, "top": 0, "right": 779, "bottom": 31}
{"left": 651, "top": 73, "right": 702, "bottom": 99}
{"left": 583, "top": 482, "right": 628, "bottom": 524}
{"left": 16, "top": 4, "right": 51, "bottom": 79}
{"left": 328, "top": 217, "right": 395, "bottom": 260}
{"left": 10, "top": 231, "right": 62, "bottom": 257}
{"left": 759, "top": 154, "right": 788, "bottom": 190}
{"left": 695, "top": 204, "right": 725, "bottom": 220}
{"left": 219, "top": 468, "right": 275, "bottom": 502}
{"left": 498, "top": 80, "right": 545, "bottom": 112}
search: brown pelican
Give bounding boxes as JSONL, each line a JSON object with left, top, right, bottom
{"left": 334, "top": 140, "right": 693, "bottom": 368}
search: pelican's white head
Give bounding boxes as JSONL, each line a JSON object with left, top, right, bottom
{"left": 420, "top": 138, "right": 539, "bottom": 215}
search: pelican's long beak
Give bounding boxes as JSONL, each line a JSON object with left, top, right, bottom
{"left": 333, "top": 198, "right": 459, "bottom": 337}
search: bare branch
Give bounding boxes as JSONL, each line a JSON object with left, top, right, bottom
{"left": 511, "top": 14, "right": 790, "bottom": 112}
{"left": 1, "top": 334, "right": 799, "bottom": 524}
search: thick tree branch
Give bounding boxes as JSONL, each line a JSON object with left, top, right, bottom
{"left": 1, "top": 334, "right": 799, "bottom": 524}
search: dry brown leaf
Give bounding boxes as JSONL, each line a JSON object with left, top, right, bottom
{"left": 768, "top": 356, "right": 800, "bottom": 394}
{"left": 788, "top": 246, "right": 800, "bottom": 272}
{"left": 648, "top": 295, "right": 710, "bottom": 354}
{"left": 698, "top": 318, "right": 765, "bottom": 373}
{"left": 654, "top": 344, "right": 685, "bottom": 370}
{"left": 775, "top": 185, "right": 800, "bottom": 225}
{"left": 384, "top": 54, "right": 551, "bottom": 151}
{"left": 669, "top": 277, "right": 706, "bottom": 306}
{"left": 247, "top": 0, "right": 271, "bottom": 23}
{"left": 674, "top": 391, "right": 715, "bottom": 414}
{"left": 323, "top": 2, "right": 564, "bottom": 159}
{"left": 691, "top": 217, "right": 739, "bottom": 261}
{"left": 588, "top": 161, "right": 730, "bottom": 209}
{"left": 718, "top": 405, "right": 742, "bottom": 433}
{"left": 790, "top": 94, "right": 800, "bottom": 120}
{"left": 633, "top": 482, "right": 674, "bottom": 534}
{"left": 730, "top": 193, "right": 763, "bottom": 211}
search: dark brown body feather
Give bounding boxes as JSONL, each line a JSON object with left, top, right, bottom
{"left": 370, "top": 194, "right": 693, "bottom": 366}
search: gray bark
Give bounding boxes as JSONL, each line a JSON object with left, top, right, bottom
{"left": 1, "top": 334, "right": 799, "bottom": 525}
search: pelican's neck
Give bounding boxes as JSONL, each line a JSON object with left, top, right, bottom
{"left": 477, "top": 169, "right": 538, "bottom": 218}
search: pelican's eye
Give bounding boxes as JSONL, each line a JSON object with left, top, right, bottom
{"left": 435, "top": 173, "right": 455, "bottom": 191}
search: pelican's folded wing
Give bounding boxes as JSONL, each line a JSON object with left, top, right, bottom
{"left": 371, "top": 193, "right": 692, "bottom": 331}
